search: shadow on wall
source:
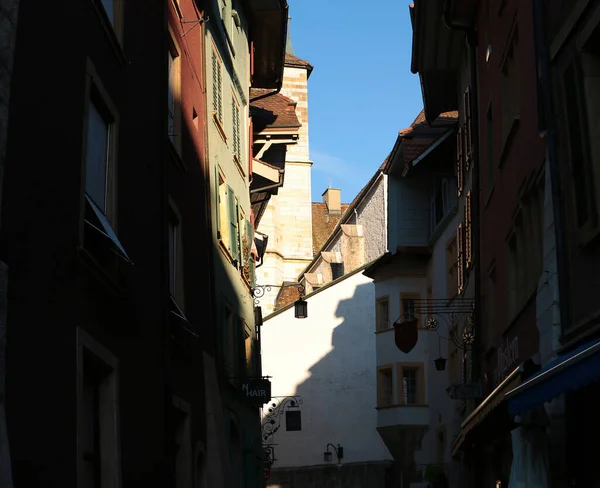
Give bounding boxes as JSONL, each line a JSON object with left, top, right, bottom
{"left": 264, "top": 282, "right": 396, "bottom": 488}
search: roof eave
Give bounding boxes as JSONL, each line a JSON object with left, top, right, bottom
{"left": 246, "top": 0, "right": 289, "bottom": 90}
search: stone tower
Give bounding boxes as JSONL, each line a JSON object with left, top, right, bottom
{"left": 255, "top": 25, "right": 314, "bottom": 315}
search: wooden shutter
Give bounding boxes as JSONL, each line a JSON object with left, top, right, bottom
{"left": 248, "top": 117, "right": 254, "bottom": 179}
{"left": 219, "top": 183, "right": 230, "bottom": 248}
{"left": 464, "top": 86, "right": 472, "bottom": 170}
{"left": 212, "top": 51, "right": 218, "bottom": 116}
{"left": 215, "top": 167, "right": 220, "bottom": 238}
{"left": 227, "top": 186, "right": 238, "bottom": 260}
{"left": 250, "top": 40, "right": 255, "bottom": 77}
{"left": 457, "top": 223, "right": 464, "bottom": 294}
{"left": 457, "top": 126, "right": 464, "bottom": 196}
{"left": 246, "top": 219, "right": 255, "bottom": 285}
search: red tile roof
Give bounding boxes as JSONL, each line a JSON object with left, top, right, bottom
{"left": 274, "top": 281, "right": 302, "bottom": 311}
{"left": 311, "top": 202, "right": 350, "bottom": 255}
{"left": 250, "top": 89, "right": 301, "bottom": 132}
{"left": 398, "top": 109, "right": 458, "bottom": 166}
{"left": 284, "top": 53, "right": 314, "bottom": 77}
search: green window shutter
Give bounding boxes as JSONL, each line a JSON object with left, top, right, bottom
{"left": 215, "top": 167, "right": 220, "bottom": 238}
{"left": 212, "top": 51, "right": 218, "bottom": 115}
{"left": 227, "top": 187, "right": 238, "bottom": 260}
{"left": 245, "top": 219, "right": 255, "bottom": 285}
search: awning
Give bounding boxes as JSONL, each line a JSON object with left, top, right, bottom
{"left": 506, "top": 337, "right": 600, "bottom": 418}
{"left": 452, "top": 366, "right": 521, "bottom": 456}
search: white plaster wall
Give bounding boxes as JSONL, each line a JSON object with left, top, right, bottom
{"left": 261, "top": 271, "right": 393, "bottom": 468}
{"left": 417, "top": 216, "right": 457, "bottom": 467}
{"left": 388, "top": 176, "right": 431, "bottom": 250}
{"left": 374, "top": 276, "right": 428, "bottom": 367}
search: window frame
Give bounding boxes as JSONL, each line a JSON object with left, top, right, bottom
{"left": 400, "top": 292, "right": 421, "bottom": 327}
{"left": 457, "top": 223, "right": 465, "bottom": 294}
{"left": 377, "top": 365, "right": 394, "bottom": 408}
{"left": 464, "top": 86, "right": 473, "bottom": 170}
{"left": 397, "top": 362, "right": 426, "bottom": 405}
{"left": 211, "top": 44, "right": 226, "bottom": 140}
{"left": 76, "top": 328, "right": 121, "bottom": 488}
{"left": 231, "top": 92, "right": 243, "bottom": 173}
{"left": 376, "top": 296, "right": 390, "bottom": 332}
{"left": 465, "top": 191, "right": 473, "bottom": 269}
{"left": 168, "top": 201, "right": 185, "bottom": 311}
{"left": 457, "top": 126, "right": 464, "bottom": 197}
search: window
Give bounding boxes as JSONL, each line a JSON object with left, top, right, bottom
{"left": 77, "top": 329, "right": 120, "bottom": 488}
{"left": 86, "top": 99, "right": 111, "bottom": 215}
{"left": 401, "top": 293, "right": 420, "bottom": 323}
{"left": 168, "top": 37, "right": 182, "bottom": 153}
{"left": 172, "top": 397, "right": 193, "bottom": 488}
{"left": 82, "top": 66, "right": 132, "bottom": 270}
{"left": 486, "top": 103, "right": 494, "bottom": 195}
{"left": 241, "top": 218, "right": 255, "bottom": 286}
{"left": 464, "top": 86, "right": 473, "bottom": 170}
{"left": 457, "top": 224, "right": 464, "bottom": 294}
{"left": 563, "top": 57, "right": 598, "bottom": 235}
{"left": 377, "top": 367, "right": 394, "bottom": 407}
{"left": 457, "top": 126, "right": 464, "bottom": 197}
{"left": 169, "top": 205, "right": 185, "bottom": 309}
{"left": 430, "top": 177, "right": 457, "bottom": 235}
{"left": 446, "top": 237, "right": 458, "bottom": 298}
{"left": 376, "top": 297, "right": 390, "bottom": 331}
{"left": 465, "top": 191, "right": 472, "bottom": 268}
{"left": 507, "top": 181, "right": 544, "bottom": 321}
{"left": 499, "top": 25, "right": 520, "bottom": 158}
{"left": 212, "top": 48, "right": 223, "bottom": 126}
{"left": 397, "top": 363, "right": 425, "bottom": 405}
{"left": 217, "top": 173, "right": 241, "bottom": 265}
{"left": 96, "top": 0, "right": 123, "bottom": 40}
{"left": 232, "top": 94, "right": 242, "bottom": 164}
{"left": 331, "top": 262, "right": 344, "bottom": 280}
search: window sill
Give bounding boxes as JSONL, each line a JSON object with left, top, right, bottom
{"left": 560, "top": 309, "right": 600, "bottom": 348}
{"left": 168, "top": 140, "right": 187, "bottom": 173}
{"left": 218, "top": 238, "right": 238, "bottom": 268}
{"left": 91, "top": 0, "right": 127, "bottom": 67}
{"left": 213, "top": 113, "right": 227, "bottom": 143}
{"left": 375, "top": 327, "right": 394, "bottom": 335}
{"left": 498, "top": 116, "right": 521, "bottom": 168}
{"left": 233, "top": 154, "right": 246, "bottom": 179}
{"left": 77, "top": 246, "right": 127, "bottom": 298}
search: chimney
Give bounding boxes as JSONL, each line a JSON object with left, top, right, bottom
{"left": 322, "top": 188, "right": 341, "bottom": 214}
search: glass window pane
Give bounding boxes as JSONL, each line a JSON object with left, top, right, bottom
{"left": 101, "top": 0, "right": 114, "bottom": 24}
{"left": 168, "top": 53, "right": 175, "bottom": 141}
{"left": 86, "top": 101, "right": 109, "bottom": 213}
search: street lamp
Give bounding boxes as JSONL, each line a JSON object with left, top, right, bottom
{"left": 253, "top": 283, "right": 307, "bottom": 319}
{"left": 324, "top": 443, "right": 344, "bottom": 465}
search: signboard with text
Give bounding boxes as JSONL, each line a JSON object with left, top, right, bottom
{"left": 241, "top": 378, "right": 271, "bottom": 406}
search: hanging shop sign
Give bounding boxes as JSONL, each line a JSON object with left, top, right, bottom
{"left": 242, "top": 378, "right": 271, "bottom": 406}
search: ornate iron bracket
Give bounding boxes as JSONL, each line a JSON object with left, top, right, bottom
{"left": 396, "top": 298, "right": 476, "bottom": 351}
{"left": 261, "top": 396, "right": 303, "bottom": 443}
{"left": 252, "top": 283, "right": 305, "bottom": 307}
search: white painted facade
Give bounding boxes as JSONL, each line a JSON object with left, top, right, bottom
{"left": 260, "top": 269, "right": 393, "bottom": 469}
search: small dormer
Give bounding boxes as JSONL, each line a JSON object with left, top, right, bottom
{"left": 322, "top": 188, "right": 341, "bottom": 215}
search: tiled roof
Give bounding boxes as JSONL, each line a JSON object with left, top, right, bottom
{"left": 284, "top": 52, "right": 313, "bottom": 70}
{"left": 398, "top": 109, "right": 458, "bottom": 166}
{"left": 274, "top": 281, "right": 302, "bottom": 311}
{"left": 311, "top": 202, "right": 350, "bottom": 255}
{"left": 250, "top": 90, "right": 301, "bottom": 132}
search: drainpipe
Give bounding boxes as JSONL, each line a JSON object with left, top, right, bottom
{"left": 532, "top": 0, "right": 570, "bottom": 340}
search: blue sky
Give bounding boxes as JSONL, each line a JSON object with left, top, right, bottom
{"left": 287, "top": 0, "right": 424, "bottom": 203}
